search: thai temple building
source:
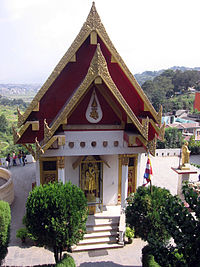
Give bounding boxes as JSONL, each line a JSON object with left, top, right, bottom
{"left": 13, "top": 2, "right": 165, "bottom": 249}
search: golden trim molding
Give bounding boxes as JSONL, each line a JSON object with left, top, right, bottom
{"left": 121, "top": 155, "right": 129, "bottom": 166}
{"left": 44, "top": 119, "right": 52, "bottom": 144}
{"left": 12, "top": 125, "right": 21, "bottom": 145}
{"left": 149, "top": 119, "right": 165, "bottom": 141}
{"left": 57, "top": 156, "right": 65, "bottom": 169}
{"left": 147, "top": 135, "right": 157, "bottom": 156}
{"left": 35, "top": 137, "right": 44, "bottom": 161}
{"left": 17, "top": 108, "right": 24, "bottom": 128}
{"left": 18, "top": 2, "right": 160, "bottom": 128}
{"left": 36, "top": 135, "right": 66, "bottom": 160}
{"left": 157, "top": 105, "right": 163, "bottom": 127}
{"left": 159, "top": 122, "right": 165, "bottom": 141}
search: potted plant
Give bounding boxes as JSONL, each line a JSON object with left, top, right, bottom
{"left": 125, "top": 226, "right": 135, "bottom": 244}
{"left": 16, "top": 227, "right": 28, "bottom": 243}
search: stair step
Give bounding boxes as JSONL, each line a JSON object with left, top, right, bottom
{"left": 72, "top": 242, "right": 123, "bottom": 252}
{"left": 87, "top": 225, "right": 118, "bottom": 233}
{"left": 84, "top": 230, "right": 118, "bottom": 239}
{"left": 86, "top": 218, "right": 119, "bottom": 226}
{"left": 78, "top": 236, "right": 117, "bottom": 245}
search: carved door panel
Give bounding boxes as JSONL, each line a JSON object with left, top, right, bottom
{"left": 128, "top": 157, "right": 136, "bottom": 195}
{"left": 40, "top": 158, "right": 58, "bottom": 185}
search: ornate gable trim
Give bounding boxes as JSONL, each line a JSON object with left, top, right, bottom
{"left": 18, "top": 2, "right": 160, "bottom": 128}
{"left": 41, "top": 45, "right": 149, "bottom": 147}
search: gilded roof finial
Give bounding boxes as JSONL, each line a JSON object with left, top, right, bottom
{"left": 86, "top": 1, "right": 101, "bottom": 29}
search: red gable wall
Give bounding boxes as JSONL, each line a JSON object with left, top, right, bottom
{"left": 17, "top": 33, "right": 157, "bottom": 144}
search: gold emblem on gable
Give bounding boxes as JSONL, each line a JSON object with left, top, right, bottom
{"left": 86, "top": 89, "right": 103, "bottom": 123}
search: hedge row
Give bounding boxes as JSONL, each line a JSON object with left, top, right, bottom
{"left": 0, "top": 200, "right": 11, "bottom": 265}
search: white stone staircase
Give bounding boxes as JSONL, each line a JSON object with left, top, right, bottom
{"left": 72, "top": 208, "right": 124, "bottom": 251}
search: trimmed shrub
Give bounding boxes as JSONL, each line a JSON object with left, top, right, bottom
{"left": 25, "top": 182, "right": 88, "bottom": 263}
{"left": 56, "top": 253, "right": 76, "bottom": 267}
{"left": 0, "top": 200, "right": 11, "bottom": 265}
{"left": 126, "top": 186, "right": 170, "bottom": 244}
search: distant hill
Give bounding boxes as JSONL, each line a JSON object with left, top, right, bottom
{"left": 0, "top": 84, "right": 40, "bottom": 97}
{"left": 134, "top": 66, "right": 200, "bottom": 85}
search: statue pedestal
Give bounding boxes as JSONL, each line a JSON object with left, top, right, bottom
{"left": 180, "top": 163, "right": 190, "bottom": 170}
{"left": 172, "top": 166, "right": 197, "bottom": 200}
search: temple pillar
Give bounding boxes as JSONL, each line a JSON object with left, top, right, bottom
{"left": 57, "top": 157, "right": 65, "bottom": 184}
{"left": 121, "top": 156, "right": 129, "bottom": 209}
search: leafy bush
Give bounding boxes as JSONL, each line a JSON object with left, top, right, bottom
{"left": 16, "top": 227, "right": 28, "bottom": 242}
{"left": 56, "top": 253, "right": 76, "bottom": 267}
{"left": 125, "top": 227, "right": 134, "bottom": 243}
{"left": 127, "top": 184, "right": 200, "bottom": 266}
{"left": 25, "top": 182, "right": 88, "bottom": 263}
{"left": 0, "top": 200, "right": 11, "bottom": 265}
{"left": 142, "top": 246, "right": 161, "bottom": 267}
{"left": 125, "top": 226, "right": 134, "bottom": 239}
{"left": 126, "top": 186, "right": 170, "bottom": 244}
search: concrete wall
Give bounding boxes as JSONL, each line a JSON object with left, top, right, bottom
{"left": 0, "top": 168, "right": 14, "bottom": 204}
{"left": 102, "top": 155, "right": 118, "bottom": 205}
{"left": 65, "top": 156, "right": 79, "bottom": 186}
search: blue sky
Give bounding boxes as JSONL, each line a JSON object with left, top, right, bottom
{"left": 0, "top": 0, "right": 200, "bottom": 83}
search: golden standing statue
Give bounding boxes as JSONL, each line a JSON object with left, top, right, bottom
{"left": 85, "top": 166, "right": 96, "bottom": 194}
{"left": 181, "top": 141, "right": 190, "bottom": 169}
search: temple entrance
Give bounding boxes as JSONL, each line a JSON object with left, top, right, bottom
{"left": 40, "top": 157, "right": 58, "bottom": 185}
{"left": 80, "top": 156, "right": 103, "bottom": 214}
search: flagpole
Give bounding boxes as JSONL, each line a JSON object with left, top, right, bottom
{"left": 150, "top": 178, "right": 153, "bottom": 194}
{"left": 148, "top": 151, "right": 153, "bottom": 194}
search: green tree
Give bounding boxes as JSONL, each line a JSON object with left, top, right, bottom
{"left": 142, "top": 80, "right": 155, "bottom": 101}
{"left": 25, "top": 182, "right": 88, "bottom": 263}
{"left": 157, "top": 127, "right": 183, "bottom": 149}
{"left": 0, "top": 114, "right": 8, "bottom": 132}
{"left": 0, "top": 201, "right": 11, "bottom": 265}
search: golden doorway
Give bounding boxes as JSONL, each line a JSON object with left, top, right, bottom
{"left": 40, "top": 157, "right": 58, "bottom": 185}
{"left": 80, "top": 156, "right": 103, "bottom": 214}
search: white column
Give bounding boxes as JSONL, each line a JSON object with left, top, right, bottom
{"left": 121, "top": 156, "right": 129, "bottom": 209}
{"left": 58, "top": 168, "right": 65, "bottom": 184}
{"left": 36, "top": 160, "right": 40, "bottom": 186}
{"left": 57, "top": 157, "right": 65, "bottom": 184}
